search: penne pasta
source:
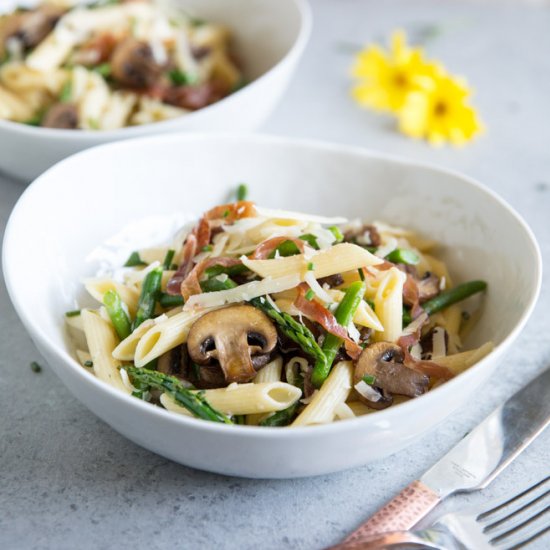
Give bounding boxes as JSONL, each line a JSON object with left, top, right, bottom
{"left": 374, "top": 267, "right": 406, "bottom": 343}
{"left": 81, "top": 309, "right": 129, "bottom": 393}
{"left": 292, "top": 362, "right": 354, "bottom": 427}
{"left": 160, "top": 381, "right": 301, "bottom": 416}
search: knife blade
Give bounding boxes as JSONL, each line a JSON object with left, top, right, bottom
{"left": 342, "top": 366, "right": 550, "bottom": 543}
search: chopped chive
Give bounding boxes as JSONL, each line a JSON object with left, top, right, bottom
{"left": 305, "top": 289, "right": 315, "bottom": 301}
{"left": 23, "top": 110, "right": 45, "bottom": 126}
{"left": 328, "top": 226, "right": 344, "bottom": 243}
{"left": 103, "top": 290, "right": 132, "bottom": 340}
{"left": 87, "top": 118, "right": 100, "bottom": 130}
{"left": 94, "top": 62, "right": 112, "bottom": 78}
{"left": 162, "top": 249, "right": 175, "bottom": 270}
{"left": 236, "top": 183, "right": 248, "bottom": 201}
{"left": 233, "top": 414, "right": 246, "bottom": 425}
{"left": 159, "top": 292, "right": 184, "bottom": 308}
{"left": 307, "top": 262, "right": 315, "bottom": 271}
{"left": 124, "top": 251, "right": 147, "bottom": 267}
{"left": 84, "top": 360, "right": 94, "bottom": 368}
{"left": 30, "top": 361, "right": 42, "bottom": 373}
{"left": 362, "top": 374, "right": 376, "bottom": 385}
{"left": 358, "top": 268, "right": 365, "bottom": 281}
{"left": 202, "top": 245, "right": 213, "bottom": 252}
{"left": 59, "top": 80, "right": 73, "bottom": 103}
{"left": 386, "top": 248, "right": 420, "bottom": 265}
{"left": 65, "top": 309, "right": 81, "bottom": 317}
{"left": 223, "top": 210, "right": 230, "bottom": 218}
{"left": 204, "top": 264, "right": 248, "bottom": 278}
{"left": 269, "top": 240, "right": 301, "bottom": 259}
{"left": 366, "top": 299, "right": 375, "bottom": 310}
{"left": 200, "top": 277, "right": 237, "bottom": 293}
{"left": 168, "top": 68, "right": 197, "bottom": 86}
{"left": 299, "top": 234, "right": 320, "bottom": 250}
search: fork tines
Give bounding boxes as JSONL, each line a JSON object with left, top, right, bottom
{"left": 477, "top": 476, "right": 550, "bottom": 548}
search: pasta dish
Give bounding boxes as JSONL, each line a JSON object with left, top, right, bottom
{"left": 0, "top": 0, "right": 242, "bottom": 129}
{"left": 66, "top": 186, "right": 491, "bottom": 427}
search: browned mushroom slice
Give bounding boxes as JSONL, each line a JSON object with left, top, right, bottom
{"left": 162, "top": 80, "right": 228, "bottom": 110}
{"left": 417, "top": 271, "right": 440, "bottom": 302}
{"left": 0, "top": 5, "right": 65, "bottom": 54}
{"left": 344, "top": 224, "right": 381, "bottom": 247}
{"left": 353, "top": 342, "right": 429, "bottom": 409}
{"left": 111, "top": 38, "right": 162, "bottom": 88}
{"left": 187, "top": 304, "right": 277, "bottom": 384}
{"left": 41, "top": 103, "right": 79, "bottom": 129}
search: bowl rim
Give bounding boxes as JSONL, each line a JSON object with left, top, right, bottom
{"left": 0, "top": 0, "right": 312, "bottom": 140}
{"left": 2, "top": 132, "right": 543, "bottom": 439}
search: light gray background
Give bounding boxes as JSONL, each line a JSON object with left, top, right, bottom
{"left": 1, "top": 1, "right": 549, "bottom": 549}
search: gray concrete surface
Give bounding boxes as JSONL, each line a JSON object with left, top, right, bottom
{"left": 1, "top": 1, "right": 549, "bottom": 548}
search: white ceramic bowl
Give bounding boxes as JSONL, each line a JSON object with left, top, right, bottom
{"left": 3, "top": 134, "right": 542, "bottom": 478}
{"left": 0, "top": 0, "right": 310, "bottom": 182}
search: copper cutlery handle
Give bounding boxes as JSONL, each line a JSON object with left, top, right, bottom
{"left": 343, "top": 480, "right": 440, "bottom": 543}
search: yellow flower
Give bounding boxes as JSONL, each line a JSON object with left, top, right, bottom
{"left": 351, "top": 30, "right": 434, "bottom": 113}
{"left": 398, "top": 68, "right": 484, "bottom": 146}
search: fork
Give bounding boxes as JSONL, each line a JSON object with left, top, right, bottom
{"left": 331, "top": 476, "right": 550, "bottom": 549}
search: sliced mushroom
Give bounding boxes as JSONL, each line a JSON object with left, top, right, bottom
{"left": 162, "top": 80, "right": 228, "bottom": 110}
{"left": 187, "top": 304, "right": 277, "bottom": 384}
{"left": 41, "top": 103, "right": 79, "bottom": 129}
{"left": 111, "top": 38, "right": 162, "bottom": 88}
{"left": 0, "top": 5, "right": 64, "bottom": 54}
{"left": 344, "top": 224, "right": 381, "bottom": 247}
{"left": 354, "top": 342, "right": 429, "bottom": 409}
{"left": 157, "top": 344, "right": 188, "bottom": 378}
{"left": 417, "top": 271, "right": 440, "bottom": 302}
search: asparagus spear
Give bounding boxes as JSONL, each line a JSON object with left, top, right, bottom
{"left": 200, "top": 277, "right": 238, "bottom": 293}
{"left": 260, "top": 402, "right": 299, "bottom": 427}
{"left": 159, "top": 292, "right": 184, "bottom": 308}
{"left": 126, "top": 367, "right": 232, "bottom": 424}
{"left": 133, "top": 266, "right": 163, "bottom": 330}
{"left": 250, "top": 297, "right": 327, "bottom": 370}
{"left": 403, "top": 280, "right": 487, "bottom": 325}
{"left": 103, "top": 290, "right": 132, "bottom": 340}
{"left": 311, "top": 280, "right": 366, "bottom": 388}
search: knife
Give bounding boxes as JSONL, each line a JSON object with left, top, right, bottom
{"left": 342, "top": 366, "right": 550, "bottom": 544}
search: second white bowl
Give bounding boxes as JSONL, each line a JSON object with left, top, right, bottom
{"left": 0, "top": 0, "right": 311, "bottom": 181}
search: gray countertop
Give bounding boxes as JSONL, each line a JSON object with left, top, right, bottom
{"left": 1, "top": 1, "right": 549, "bottom": 549}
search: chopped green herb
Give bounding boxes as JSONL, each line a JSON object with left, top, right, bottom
{"left": 307, "top": 262, "right": 315, "bottom": 271}
{"left": 236, "top": 183, "right": 248, "bottom": 201}
{"left": 159, "top": 292, "right": 184, "bottom": 308}
{"left": 59, "top": 80, "right": 73, "bottom": 103}
{"left": 23, "top": 111, "right": 45, "bottom": 127}
{"left": 223, "top": 210, "right": 230, "bottom": 218}
{"left": 269, "top": 240, "right": 301, "bottom": 259}
{"left": 168, "top": 68, "right": 197, "bottom": 86}
{"left": 84, "top": 360, "right": 94, "bottom": 368}
{"left": 201, "top": 245, "right": 213, "bottom": 252}
{"left": 124, "top": 251, "right": 147, "bottom": 267}
{"left": 366, "top": 299, "right": 375, "bottom": 310}
{"left": 30, "top": 361, "right": 42, "bottom": 373}
{"left": 305, "top": 289, "right": 315, "bottom": 301}
{"left": 362, "top": 374, "right": 376, "bottom": 385}
{"left": 162, "top": 249, "right": 175, "bottom": 270}
{"left": 87, "top": 118, "right": 100, "bottom": 130}
{"left": 358, "top": 268, "right": 365, "bottom": 281}
{"left": 94, "top": 62, "right": 112, "bottom": 78}
{"left": 387, "top": 248, "right": 420, "bottom": 265}
{"left": 299, "top": 234, "right": 320, "bottom": 250}
{"left": 65, "top": 309, "right": 81, "bottom": 318}
{"left": 230, "top": 78, "right": 249, "bottom": 93}
{"left": 328, "top": 226, "right": 344, "bottom": 243}
{"left": 190, "top": 16, "right": 206, "bottom": 27}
